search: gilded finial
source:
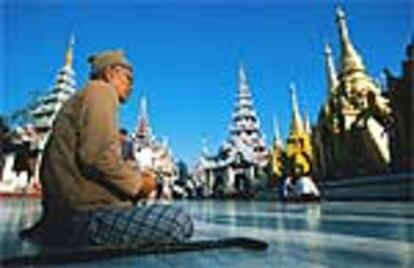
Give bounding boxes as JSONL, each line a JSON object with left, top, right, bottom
{"left": 65, "top": 33, "right": 75, "bottom": 67}
{"left": 273, "top": 116, "right": 283, "bottom": 147}
{"left": 289, "top": 83, "right": 304, "bottom": 135}
{"left": 324, "top": 42, "right": 339, "bottom": 94}
{"left": 335, "top": 6, "right": 366, "bottom": 74}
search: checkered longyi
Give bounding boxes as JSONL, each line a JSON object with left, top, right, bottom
{"left": 70, "top": 204, "right": 193, "bottom": 246}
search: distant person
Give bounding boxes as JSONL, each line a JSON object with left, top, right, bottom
{"left": 119, "top": 128, "right": 135, "bottom": 162}
{"left": 20, "top": 50, "right": 193, "bottom": 247}
{"left": 293, "top": 175, "right": 320, "bottom": 201}
{"left": 292, "top": 164, "right": 319, "bottom": 201}
{"left": 281, "top": 176, "right": 294, "bottom": 200}
{"left": 283, "top": 164, "right": 320, "bottom": 202}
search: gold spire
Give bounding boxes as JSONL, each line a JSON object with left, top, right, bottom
{"left": 304, "top": 113, "right": 312, "bottom": 134}
{"left": 335, "top": 6, "right": 382, "bottom": 102}
{"left": 336, "top": 6, "right": 365, "bottom": 75}
{"left": 286, "top": 91, "right": 314, "bottom": 175}
{"left": 286, "top": 83, "right": 313, "bottom": 175}
{"left": 324, "top": 43, "right": 339, "bottom": 95}
{"left": 273, "top": 116, "right": 283, "bottom": 148}
{"left": 289, "top": 83, "right": 304, "bottom": 135}
{"left": 270, "top": 116, "right": 283, "bottom": 178}
{"left": 64, "top": 34, "right": 75, "bottom": 67}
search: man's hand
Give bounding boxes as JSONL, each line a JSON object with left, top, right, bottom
{"left": 137, "top": 169, "right": 157, "bottom": 198}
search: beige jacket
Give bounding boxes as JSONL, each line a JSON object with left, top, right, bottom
{"left": 40, "top": 80, "right": 141, "bottom": 218}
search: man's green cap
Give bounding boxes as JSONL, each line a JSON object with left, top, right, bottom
{"left": 88, "top": 50, "right": 132, "bottom": 74}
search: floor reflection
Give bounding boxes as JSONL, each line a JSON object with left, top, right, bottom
{"left": 1, "top": 199, "right": 413, "bottom": 267}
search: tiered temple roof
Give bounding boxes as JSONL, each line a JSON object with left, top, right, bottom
{"left": 29, "top": 35, "right": 76, "bottom": 133}
{"left": 202, "top": 63, "right": 268, "bottom": 168}
{"left": 132, "top": 96, "right": 176, "bottom": 176}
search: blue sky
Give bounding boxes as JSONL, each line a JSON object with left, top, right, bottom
{"left": 0, "top": 0, "right": 412, "bottom": 165}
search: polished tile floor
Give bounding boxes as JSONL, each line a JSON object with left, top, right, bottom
{"left": 1, "top": 199, "right": 413, "bottom": 267}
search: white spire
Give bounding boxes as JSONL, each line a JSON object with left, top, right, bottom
{"left": 238, "top": 61, "right": 251, "bottom": 99}
{"left": 324, "top": 43, "right": 339, "bottom": 95}
{"left": 201, "top": 136, "right": 210, "bottom": 155}
{"left": 227, "top": 63, "right": 267, "bottom": 165}
{"left": 140, "top": 95, "right": 148, "bottom": 123}
{"left": 336, "top": 6, "right": 366, "bottom": 74}
{"left": 290, "top": 83, "right": 304, "bottom": 134}
{"left": 135, "top": 95, "right": 153, "bottom": 144}
{"left": 162, "top": 136, "right": 169, "bottom": 148}
{"left": 239, "top": 61, "right": 247, "bottom": 85}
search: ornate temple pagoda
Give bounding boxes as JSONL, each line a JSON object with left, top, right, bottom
{"left": 285, "top": 84, "right": 314, "bottom": 177}
{"left": 195, "top": 64, "right": 268, "bottom": 198}
{"left": 1, "top": 35, "right": 77, "bottom": 195}
{"left": 29, "top": 35, "right": 77, "bottom": 149}
{"left": 131, "top": 96, "right": 177, "bottom": 189}
{"left": 313, "top": 7, "right": 392, "bottom": 180}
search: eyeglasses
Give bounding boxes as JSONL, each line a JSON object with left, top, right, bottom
{"left": 114, "top": 66, "right": 133, "bottom": 85}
